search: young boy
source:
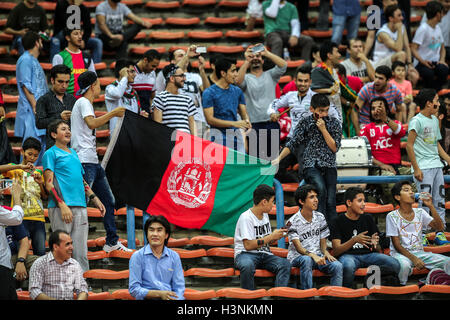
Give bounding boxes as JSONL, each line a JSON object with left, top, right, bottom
{"left": 389, "top": 61, "right": 416, "bottom": 124}
{"left": 272, "top": 93, "right": 342, "bottom": 224}
{"left": 234, "top": 184, "right": 291, "bottom": 290}
{"left": 387, "top": 181, "right": 450, "bottom": 285}
{"left": 42, "top": 119, "right": 105, "bottom": 272}
{"left": 0, "top": 137, "right": 47, "bottom": 256}
{"left": 287, "top": 184, "right": 343, "bottom": 289}
{"left": 406, "top": 88, "right": 450, "bottom": 230}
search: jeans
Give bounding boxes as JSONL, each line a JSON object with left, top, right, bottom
{"left": 11, "top": 36, "right": 25, "bottom": 56}
{"left": 265, "top": 30, "right": 314, "bottom": 60}
{"left": 291, "top": 255, "right": 343, "bottom": 289}
{"left": 82, "top": 163, "right": 118, "bottom": 246}
{"left": 415, "top": 62, "right": 449, "bottom": 91}
{"left": 98, "top": 24, "right": 142, "bottom": 59}
{"left": 22, "top": 220, "right": 46, "bottom": 256}
{"left": 50, "top": 30, "right": 103, "bottom": 63}
{"left": 331, "top": 14, "right": 361, "bottom": 45}
{"left": 210, "top": 128, "right": 245, "bottom": 153}
{"left": 303, "top": 167, "right": 337, "bottom": 225}
{"left": 247, "top": 121, "right": 280, "bottom": 161}
{"left": 339, "top": 253, "right": 401, "bottom": 288}
{"left": 235, "top": 252, "right": 291, "bottom": 290}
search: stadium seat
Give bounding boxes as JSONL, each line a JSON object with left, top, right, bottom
{"left": 303, "top": 30, "right": 333, "bottom": 38}
{"left": 114, "top": 207, "right": 143, "bottom": 217}
{"left": 336, "top": 204, "right": 347, "bottom": 213}
{"left": 0, "top": 19, "right": 6, "bottom": 27}
{"left": 94, "top": 237, "right": 139, "bottom": 248}
{"left": 279, "top": 75, "right": 292, "bottom": 84}
{"left": 127, "top": 17, "right": 164, "bottom": 26}
{"left": 206, "top": 247, "right": 234, "bottom": 258}
{"left": 184, "top": 288, "right": 217, "bottom": 300}
{"left": 7, "top": 77, "right": 16, "bottom": 85}
{"left": 204, "top": 16, "right": 240, "bottom": 26}
{"left": 0, "top": 63, "right": 15, "bottom": 72}
{"left": 182, "top": 0, "right": 217, "bottom": 6}
{"left": 190, "top": 235, "right": 234, "bottom": 246}
{"left": 95, "top": 110, "right": 107, "bottom": 117}
{"left": 3, "top": 94, "right": 18, "bottom": 104}
{"left": 270, "top": 247, "right": 288, "bottom": 258}
{"left": 267, "top": 287, "right": 318, "bottom": 299}
{"left": 287, "top": 60, "right": 306, "bottom": 68}
{"left": 95, "top": 62, "right": 107, "bottom": 71}
{"left": 87, "top": 251, "right": 108, "bottom": 260}
{"left": 411, "top": 1, "right": 428, "bottom": 7}
{"left": 39, "top": 2, "right": 56, "bottom": 10}
{"left": 0, "top": 33, "right": 13, "bottom": 43}
{"left": 83, "top": 269, "right": 129, "bottom": 280}
{"left": 145, "top": 1, "right": 181, "bottom": 9}
{"left": 99, "top": 77, "right": 115, "bottom": 86}
{"left": 129, "top": 46, "right": 166, "bottom": 55}
{"left": 40, "top": 63, "right": 52, "bottom": 71}
{"left": 224, "top": 30, "right": 262, "bottom": 39}
{"left": 419, "top": 285, "right": 450, "bottom": 299}
{"left": 207, "top": 45, "right": 245, "bottom": 54}
{"left": 96, "top": 147, "right": 107, "bottom": 156}
{"left": 364, "top": 204, "right": 394, "bottom": 214}
{"left": 149, "top": 31, "right": 185, "bottom": 40}
{"left": 83, "top": 1, "right": 102, "bottom": 8}
{"left": 184, "top": 267, "right": 235, "bottom": 277}
{"left": 216, "top": 288, "right": 267, "bottom": 299}
{"left": 0, "top": 48, "right": 7, "bottom": 56}
{"left": 171, "top": 248, "right": 207, "bottom": 259}
{"left": 235, "top": 269, "right": 275, "bottom": 277}
{"left": 190, "top": 60, "right": 211, "bottom": 69}
{"left": 281, "top": 183, "right": 298, "bottom": 192}
{"left": 165, "top": 17, "right": 201, "bottom": 26}
{"left": 157, "top": 61, "right": 171, "bottom": 69}
{"left": 318, "top": 286, "right": 369, "bottom": 299}
{"left": 96, "top": 130, "right": 110, "bottom": 138}
{"left": 217, "top": 0, "right": 249, "bottom": 8}
{"left": 423, "top": 244, "right": 450, "bottom": 254}
{"left": 368, "top": 285, "right": 419, "bottom": 300}
{"left": 16, "top": 291, "right": 31, "bottom": 300}
{"left": 168, "top": 237, "right": 191, "bottom": 247}
{"left": 86, "top": 292, "right": 112, "bottom": 300}
{"left": 111, "top": 289, "right": 135, "bottom": 300}
{"left": 169, "top": 46, "right": 189, "bottom": 52}
{"left": 108, "top": 250, "right": 136, "bottom": 260}
{"left": 187, "top": 31, "right": 223, "bottom": 40}
{"left": 269, "top": 205, "right": 298, "bottom": 216}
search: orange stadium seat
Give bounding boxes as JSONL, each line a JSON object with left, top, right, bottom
{"left": 235, "top": 269, "right": 275, "bottom": 277}
{"left": 206, "top": 247, "right": 234, "bottom": 258}
{"left": 0, "top": 48, "right": 7, "bottom": 56}
{"left": 39, "top": 2, "right": 56, "bottom": 10}
{"left": 96, "top": 130, "right": 110, "bottom": 138}
{"left": 3, "top": 94, "right": 18, "bottom": 104}
{"left": 128, "top": 17, "right": 164, "bottom": 26}
{"left": 225, "top": 30, "right": 262, "bottom": 39}
{"left": 411, "top": 0, "right": 428, "bottom": 7}
{"left": 190, "top": 60, "right": 211, "bottom": 69}
{"left": 157, "top": 61, "right": 171, "bottom": 69}
{"left": 207, "top": 45, "right": 244, "bottom": 54}
{"left": 168, "top": 237, "right": 191, "bottom": 247}
{"left": 184, "top": 288, "right": 217, "bottom": 300}
{"left": 204, "top": 16, "right": 240, "bottom": 26}
{"left": 108, "top": 250, "right": 136, "bottom": 259}
{"left": 218, "top": 0, "right": 249, "bottom": 8}
{"left": 169, "top": 46, "right": 189, "bottom": 52}
{"left": 187, "top": 31, "right": 223, "bottom": 40}
{"left": 279, "top": 75, "right": 292, "bottom": 84}
{"left": 0, "top": 33, "right": 13, "bottom": 42}
{"left": 87, "top": 251, "right": 108, "bottom": 260}
{"left": 133, "top": 32, "right": 147, "bottom": 40}
{"left": 96, "top": 147, "right": 107, "bottom": 155}
{"left": 184, "top": 267, "right": 235, "bottom": 277}
{"left": 149, "top": 31, "right": 185, "bottom": 40}
{"left": 99, "top": 77, "right": 115, "bottom": 86}
{"left": 0, "top": 19, "right": 6, "bottom": 27}
{"left": 17, "top": 291, "right": 31, "bottom": 300}
{"left": 270, "top": 247, "right": 288, "bottom": 258}
{"left": 129, "top": 46, "right": 166, "bottom": 55}
{"left": 40, "top": 63, "right": 52, "bottom": 71}
{"left": 318, "top": 286, "right": 370, "bottom": 299}
{"left": 419, "top": 285, "right": 450, "bottom": 298}
{"left": 267, "top": 287, "right": 318, "bottom": 299}
{"left": 287, "top": 60, "right": 306, "bottom": 68}
{"left": 95, "top": 62, "right": 107, "bottom": 71}
{"left": 111, "top": 289, "right": 135, "bottom": 300}
{"left": 0, "top": 2, "right": 16, "bottom": 10}
{"left": 368, "top": 285, "right": 419, "bottom": 299}
{"left": 190, "top": 235, "right": 234, "bottom": 246}
{"left": 281, "top": 183, "right": 298, "bottom": 192}
{"left": 83, "top": 269, "right": 129, "bottom": 280}
{"left": 216, "top": 288, "right": 267, "bottom": 299}
{"left": 145, "top": 1, "right": 181, "bottom": 9}
{"left": 269, "top": 205, "right": 299, "bottom": 216}
{"left": 86, "top": 292, "right": 112, "bottom": 300}
{"left": 0, "top": 63, "right": 15, "bottom": 72}
{"left": 182, "top": 0, "right": 217, "bottom": 6}
{"left": 165, "top": 17, "right": 201, "bottom": 26}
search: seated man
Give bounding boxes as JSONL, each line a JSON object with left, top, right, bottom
{"left": 341, "top": 39, "right": 375, "bottom": 84}
{"left": 95, "top": 0, "right": 152, "bottom": 59}
{"left": 234, "top": 184, "right": 291, "bottom": 290}
{"left": 387, "top": 181, "right": 450, "bottom": 285}
{"left": 330, "top": 187, "right": 401, "bottom": 288}
{"left": 287, "top": 184, "right": 343, "bottom": 289}
{"left": 29, "top": 230, "right": 88, "bottom": 300}
{"left": 129, "top": 215, "right": 185, "bottom": 300}
{"left": 262, "top": 0, "right": 314, "bottom": 60}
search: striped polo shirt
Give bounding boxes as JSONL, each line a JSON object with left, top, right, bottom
{"left": 152, "top": 90, "right": 196, "bottom": 133}
{"left": 357, "top": 82, "right": 403, "bottom": 125}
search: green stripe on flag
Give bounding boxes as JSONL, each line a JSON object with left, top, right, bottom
{"left": 201, "top": 148, "right": 275, "bottom": 237}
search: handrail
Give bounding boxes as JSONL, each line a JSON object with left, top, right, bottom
{"left": 273, "top": 178, "right": 286, "bottom": 249}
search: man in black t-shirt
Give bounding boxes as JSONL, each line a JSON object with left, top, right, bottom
{"left": 330, "top": 187, "right": 401, "bottom": 288}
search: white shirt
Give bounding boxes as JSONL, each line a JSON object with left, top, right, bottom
{"left": 234, "top": 209, "right": 273, "bottom": 258}
{"left": 179, "top": 72, "right": 205, "bottom": 123}
{"left": 0, "top": 205, "right": 24, "bottom": 269}
{"left": 421, "top": 11, "right": 450, "bottom": 47}
{"left": 70, "top": 97, "right": 98, "bottom": 164}
{"left": 412, "top": 22, "right": 444, "bottom": 66}
{"left": 373, "top": 23, "right": 405, "bottom": 63}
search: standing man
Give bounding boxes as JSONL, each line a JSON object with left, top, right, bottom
{"left": 330, "top": 0, "right": 361, "bottom": 45}
{"left": 236, "top": 44, "right": 287, "bottom": 160}
{"left": 262, "top": 0, "right": 314, "bottom": 60}
{"left": 15, "top": 31, "right": 48, "bottom": 166}
{"left": 95, "top": 0, "right": 152, "bottom": 59}
{"left": 0, "top": 181, "right": 24, "bottom": 300}
{"left": 52, "top": 28, "right": 97, "bottom": 97}
{"left": 341, "top": 39, "right": 375, "bottom": 84}
{"left": 152, "top": 64, "right": 197, "bottom": 135}
{"left": 406, "top": 89, "right": 450, "bottom": 229}
{"left": 129, "top": 215, "right": 185, "bottom": 300}
{"left": 35, "top": 64, "right": 76, "bottom": 150}
{"left": 131, "top": 49, "right": 161, "bottom": 114}
{"left": 70, "top": 71, "right": 131, "bottom": 253}
{"left": 234, "top": 184, "right": 291, "bottom": 290}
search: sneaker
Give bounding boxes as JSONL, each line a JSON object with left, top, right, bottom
{"left": 103, "top": 241, "right": 132, "bottom": 253}
{"left": 422, "top": 234, "right": 430, "bottom": 247}
{"left": 434, "top": 232, "right": 450, "bottom": 246}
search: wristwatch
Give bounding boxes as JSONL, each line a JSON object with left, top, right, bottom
{"left": 88, "top": 193, "right": 97, "bottom": 201}
{"left": 16, "top": 257, "right": 25, "bottom": 264}
{"left": 385, "top": 117, "right": 391, "bottom": 124}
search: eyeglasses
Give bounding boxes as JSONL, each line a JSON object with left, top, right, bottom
{"left": 173, "top": 74, "right": 186, "bottom": 78}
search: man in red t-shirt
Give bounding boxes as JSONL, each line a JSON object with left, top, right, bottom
{"left": 359, "top": 96, "right": 410, "bottom": 203}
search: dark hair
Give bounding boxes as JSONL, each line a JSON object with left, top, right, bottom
{"left": 375, "top": 65, "right": 392, "bottom": 80}
{"left": 22, "top": 31, "right": 40, "bottom": 51}
{"left": 369, "top": 96, "right": 393, "bottom": 122}
{"left": 48, "top": 119, "right": 68, "bottom": 140}
{"left": 294, "top": 184, "right": 319, "bottom": 208}
{"left": 49, "top": 230, "right": 70, "bottom": 252}
{"left": 310, "top": 43, "right": 320, "bottom": 61}
{"left": 384, "top": 4, "right": 400, "bottom": 20}
{"left": 253, "top": 184, "right": 275, "bottom": 205}
{"left": 162, "top": 63, "right": 179, "bottom": 81}
{"left": 143, "top": 49, "right": 161, "bottom": 62}
{"left": 336, "top": 63, "right": 346, "bottom": 77}
{"left": 415, "top": 88, "right": 437, "bottom": 110}
{"left": 144, "top": 215, "right": 171, "bottom": 246}
{"left": 169, "top": 48, "right": 185, "bottom": 62}
{"left": 391, "top": 180, "right": 413, "bottom": 204}
{"left": 209, "top": 53, "right": 225, "bottom": 66}
{"left": 295, "top": 63, "right": 312, "bottom": 77}
{"left": 114, "top": 59, "right": 135, "bottom": 78}
{"left": 22, "top": 137, "right": 41, "bottom": 152}
{"left": 391, "top": 60, "right": 406, "bottom": 73}
{"left": 310, "top": 93, "right": 330, "bottom": 109}
{"left": 215, "top": 58, "right": 235, "bottom": 79}
{"left": 319, "top": 41, "right": 339, "bottom": 62}
{"left": 50, "top": 64, "right": 72, "bottom": 81}
{"left": 344, "top": 187, "right": 365, "bottom": 206}
{"left": 426, "top": 0, "right": 444, "bottom": 20}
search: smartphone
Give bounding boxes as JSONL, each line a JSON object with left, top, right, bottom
{"left": 252, "top": 44, "right": 265, "bottom": 53}
{"left": 0, "top": 179, "right": 13, "bottom": 189}
{"left": 196, "top": 46, "right": 207, "bottom": 54}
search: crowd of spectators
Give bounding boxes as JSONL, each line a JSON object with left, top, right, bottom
{"left": 0, "top": 0, "right": 449, "bottom": 300}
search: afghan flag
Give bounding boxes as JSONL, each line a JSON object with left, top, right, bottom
{"left": 102, "top": 110, "right": 274, "bottom": 237}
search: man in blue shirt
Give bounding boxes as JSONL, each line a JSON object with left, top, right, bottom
{"left": 202, "top": 58, "right": 251, "bottom": 153}
{"left": 129, "top": 215, "right": 185, "bottom": 300}
{"left": 16, "top": 31, "right": 48, "bottom": 166}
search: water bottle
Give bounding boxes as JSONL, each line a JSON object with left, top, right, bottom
{"left": 415, "top": 192, "right": 431, "bottom": 201}
{"left": 283, "top": 47, "right": 290, "bottom": 61}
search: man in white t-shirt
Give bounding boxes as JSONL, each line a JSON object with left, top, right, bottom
{"left": 70, "top": 71, "right": 131, "bottom": 253}
{"left": 387, "top": 181, "right": 449, "bottom": 285}
{"left": 411, "top": 1, "right": 449, "bottom": 91}
{"left": 234, "top": 184, "right": 291, "bottom": 290}
{"left": 287, "top": 184, "right": 342, "bottom": 289}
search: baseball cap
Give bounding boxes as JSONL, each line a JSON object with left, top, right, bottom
{"left": 76, "top": 71, "right": 98, "bottom": 96}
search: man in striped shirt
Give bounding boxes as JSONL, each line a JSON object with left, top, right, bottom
{"left": 353, "top": 65, "right": 405, "bottom": 133}
{"left": 152, "top": 64, "right": 197, "bottom": 135}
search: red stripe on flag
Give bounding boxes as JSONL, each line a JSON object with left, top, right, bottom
{"left": 146, "top": 131, "right": 229, "bottom": 228}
